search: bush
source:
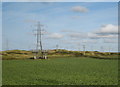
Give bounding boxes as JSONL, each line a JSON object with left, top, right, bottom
{"left": 74, "top": 52, "right": 83, "bottom": 57}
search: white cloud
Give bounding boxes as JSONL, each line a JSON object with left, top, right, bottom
{"left": 61, "top": 29, "right": 88, "bottom": 39}
{"left": 47, "top": 33, "right": 63, "bottom": 39}
{"left": 89, "top": 33, "right": 118, "bottom": 39}
{"left": 82, "top": 39, "right": 98, "bottom": 43}
{"left": 89, "top": 24, "right": 118, "bottom": 39}
{"left": 68, "top": 32, "right": 87, "bottom": 38}
{"left": 95, "top": 24, "right": 118, "bottom": 35}
{"left": 71, "top": 16, "right": 80, "bottom": 19}
{"left": 71, "top": 6, "right": 88, "bottom": 13}
{"left": 88, "top": 33, "right": 99, "bottom": 39}
{"left": 61, "top": 29, "right": 75, "bottom": 33}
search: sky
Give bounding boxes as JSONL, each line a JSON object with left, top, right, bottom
{"left": 2, "top": 2, "right": 118, "bottom": 52}
{"left": 0, "top": 3, "right": 2, "bottom": 52}
{"left": 1, "top": 0, "right": 120, "bottom": 2}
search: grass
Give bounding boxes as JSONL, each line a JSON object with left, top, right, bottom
{"left": 2, "top": 57, "right": 118, "bottom": 85}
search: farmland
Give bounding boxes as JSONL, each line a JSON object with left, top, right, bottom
{"left": 2, "top": 57, "right": 118, "bottom": 85}
{"left": 2, "top": 1, "right": 119, "bottom": 86}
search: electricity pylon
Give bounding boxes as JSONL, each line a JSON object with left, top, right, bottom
{"left": 108, "top": 46, "right": 112, "bottom": 55}
{"left": 100, "top": 46, "right": 104, "bottom": 52}
{"left": 6, "top": 38, "right": 9, "bottom": 51}
{"left": 56, "top": 44, "right": 59, "bottom": 51}
{"left": 83, "top": 45, "right": 86, "bottom": 55}
{"left": 91, "top": 45, "right": 94, "bottom": 55}
{"left": 35, "top": 21, "right": 44, "bottom": 59}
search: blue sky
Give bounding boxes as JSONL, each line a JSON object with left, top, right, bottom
{"left": 0, "top": 2, "right": 2, "bottom": 51}
{"left": 2, "top": 2, "right": 118, "bottom": 52}
{"left": 1, "top": 0, "right": 120, "bottom": 2}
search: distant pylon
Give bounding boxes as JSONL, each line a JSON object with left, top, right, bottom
{"left": 100, "top": 46, "right": 104, "bottom": 52}
{"left": 6, "top": 38, "right": 9, "bottom": 51}
{"left": 56, "top": 44, "right": 59, "bottom": 51}
{"left": 83, "top": 45, "right": 86, "bottom": 55}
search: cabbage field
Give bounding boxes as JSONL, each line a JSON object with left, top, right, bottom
{"left": 2, "top": 57, "right": 118, "bottom": 85}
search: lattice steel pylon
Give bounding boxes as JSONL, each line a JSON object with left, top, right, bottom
{"left": 35, "top": 21, "right": 44, "bottom": 59}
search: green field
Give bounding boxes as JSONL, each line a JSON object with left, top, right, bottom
{"left": 2, "top": 57, "right": 118, "bottom": 85}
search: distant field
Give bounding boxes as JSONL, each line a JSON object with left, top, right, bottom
{"left": 2, "top": 57, "right": 118, "bottom": 85}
